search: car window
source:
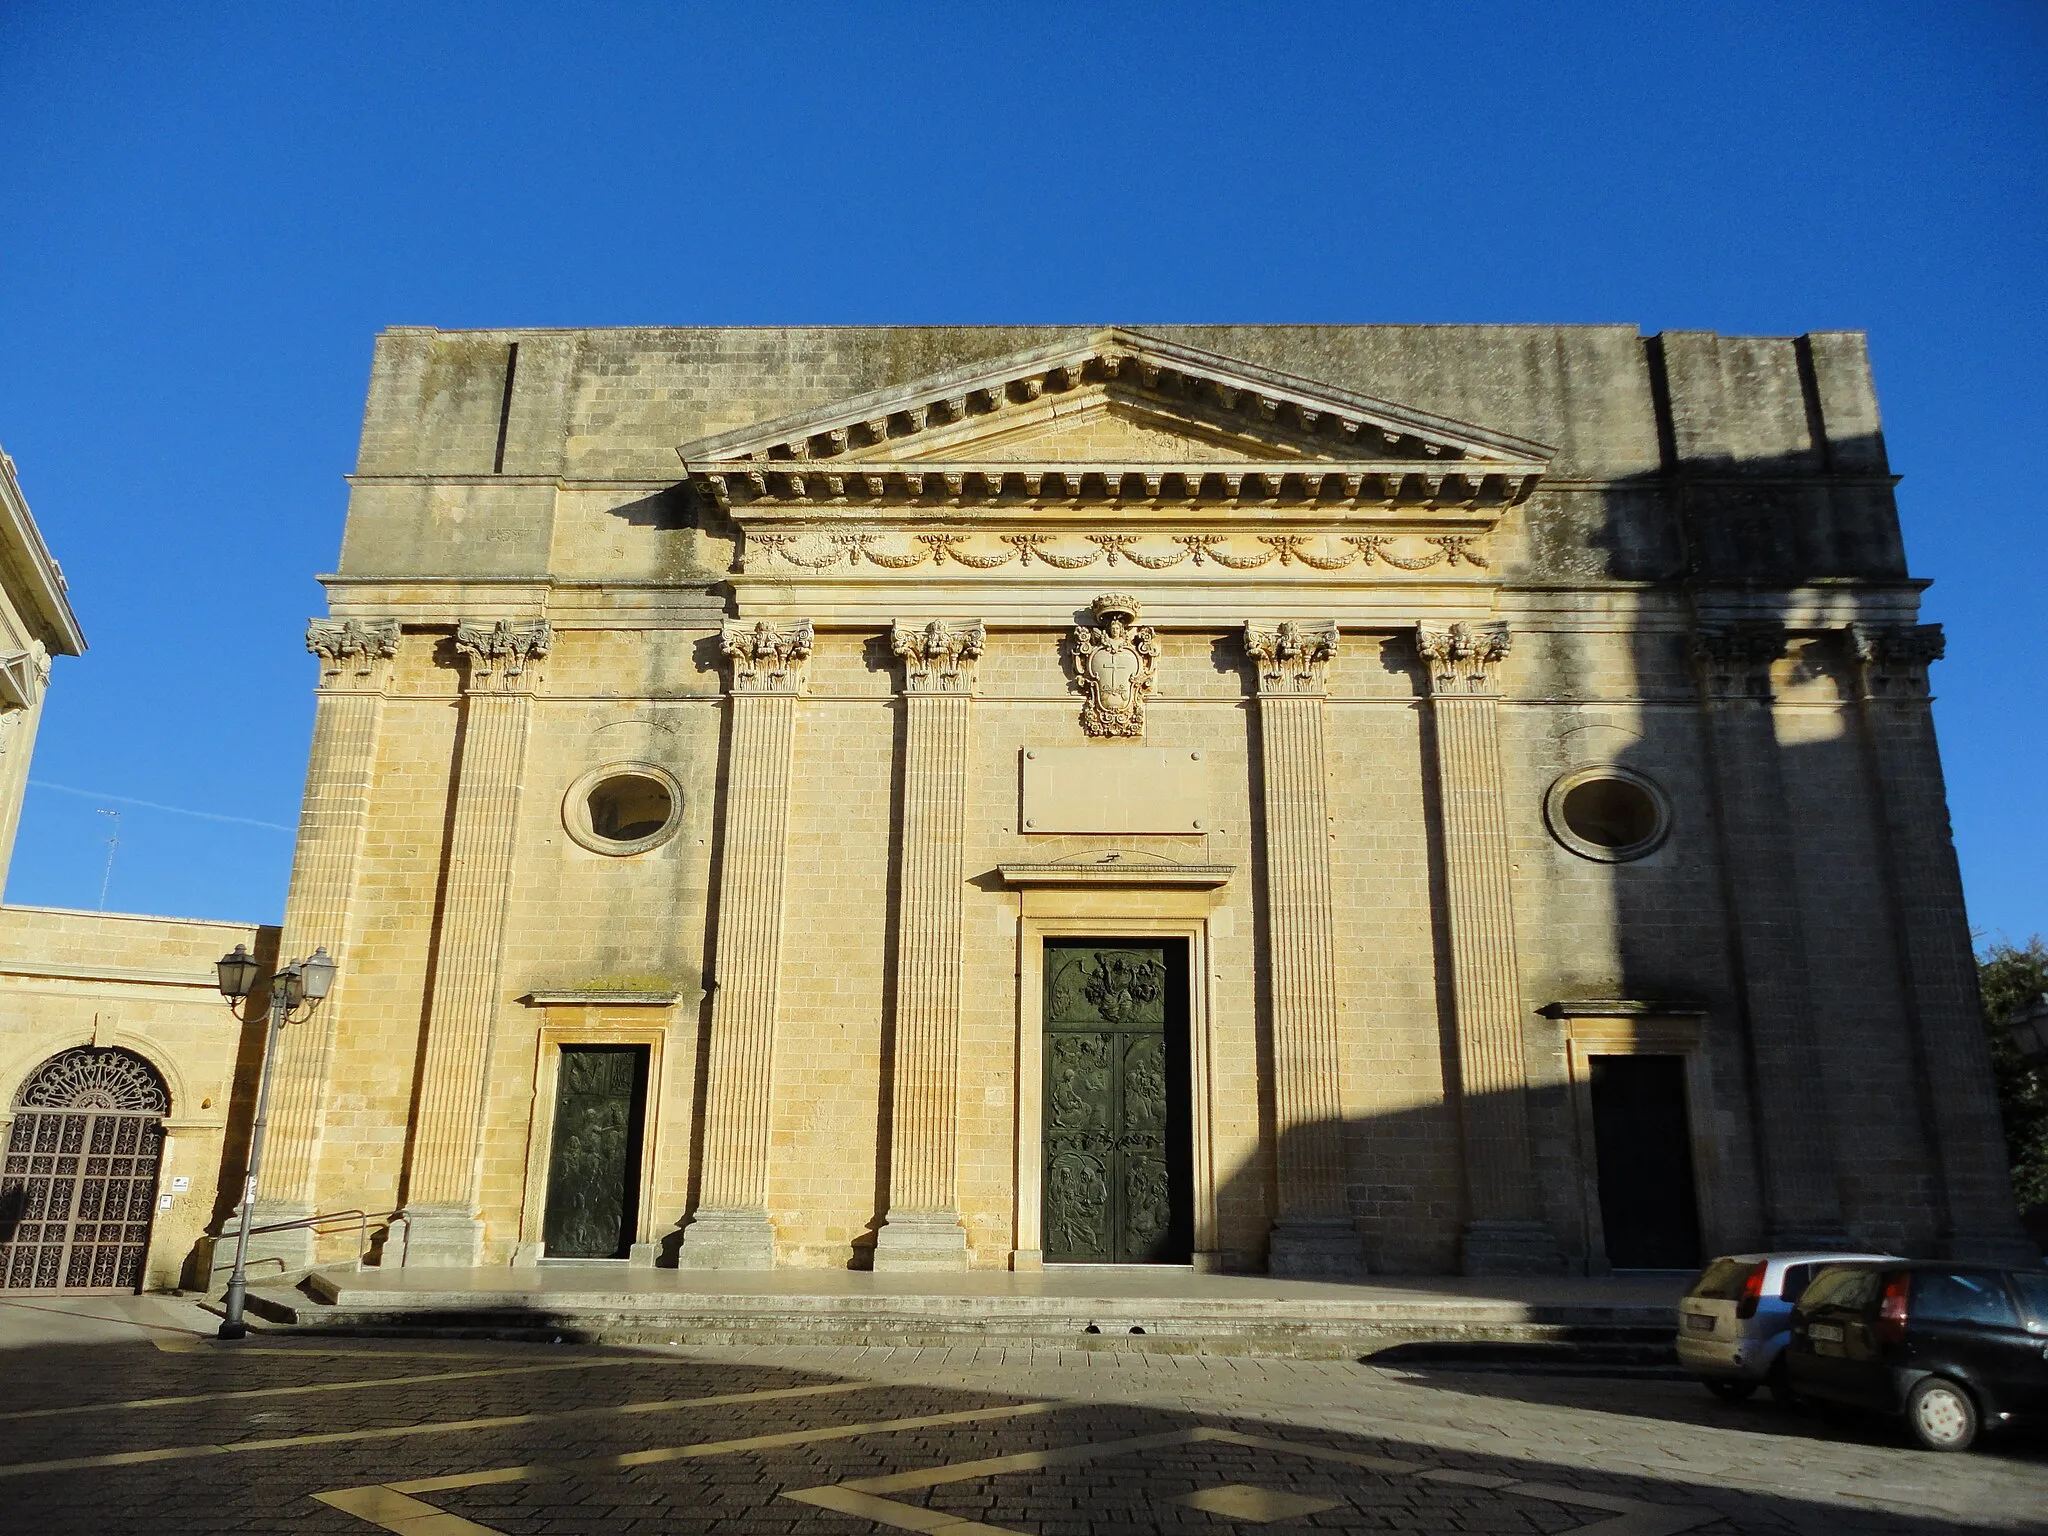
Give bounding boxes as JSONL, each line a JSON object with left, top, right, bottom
{"left": 1912, "top": 1271, "right": 2021, "bottom": 1328}
{"left": 1799, "top": 1266, "right": 1879, "bottom": 1311}
{"left": 1689, "top": 1259, "right": 1752, "bottom": 1300}
{"left": 2012, "top": 1273, "right": 2048, "bottom": 1335}
{"left": 1779, "top": 1263, "right": 1815, "bottom": 1303}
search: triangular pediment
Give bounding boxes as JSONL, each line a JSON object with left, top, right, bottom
{"left": 680, "top": 328, "right": 1551, "bottom": 513}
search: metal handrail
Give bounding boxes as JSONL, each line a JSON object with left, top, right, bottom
{"left": 239, "top": 1208, "right": 399, "bottom": 1270}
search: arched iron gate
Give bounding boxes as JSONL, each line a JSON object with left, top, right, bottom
{"left": 1, "top": 1046, "right": 170, "bottom": 1292}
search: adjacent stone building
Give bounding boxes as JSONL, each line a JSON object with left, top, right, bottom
{"left": 0, "top": 447, "right": 275, "bottom": 1296}
{"left": 249, "top": 324, "right": 2031, "bottom": 1278}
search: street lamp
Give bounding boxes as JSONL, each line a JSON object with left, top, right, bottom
{"left": 2010, "top": 992, "right": 2048, "bottom": 1070}
{"left": 213, "top": 943, "right": 339, "bottom": 1340}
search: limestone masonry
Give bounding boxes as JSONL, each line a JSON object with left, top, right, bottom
{"left": 246, "top": 324, "right": 2030, "bottom": 1278}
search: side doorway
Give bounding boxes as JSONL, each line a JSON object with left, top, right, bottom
{"left": 1041, "top": 940, "right": 1194, "bottom": 1264}
{"left": 1587, "top": 1053, "right": 1702, "bottom": 1269}
{"left": 541, "top": 1045, "right": 649, "bottom": 1260}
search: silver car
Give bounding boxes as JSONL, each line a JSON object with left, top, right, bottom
{"left": 1678, "top": 1250, "right": 1898, "bottom": 1401}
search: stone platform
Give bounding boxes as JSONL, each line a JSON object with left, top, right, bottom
{"left": 246, "top": 1265, "right": 1688, "bottom": 1363}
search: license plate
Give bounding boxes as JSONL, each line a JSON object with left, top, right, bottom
{"left": 1685, "top": 1313, "right": 1716, "bottom": 1333}
{"left": 1809, "top": 1323, "right": 1844, "bottom": 1343}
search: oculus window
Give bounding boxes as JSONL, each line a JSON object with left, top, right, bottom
{"left": 564, "top": 763, "right": 681, "bottom": 856}
{"left": 1545, "top": 766, "right": 1670, "bottom": 863}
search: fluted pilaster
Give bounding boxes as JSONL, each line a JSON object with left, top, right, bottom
{"left": 874, "top": 619, "right": 984, "bottom": 1270}
{"left": 1243, "top": 620, "right": 1362, "bottom": 1275}
{"left": 678, "top": 618, "right": 813, "bottom": 1269}
{"left": 1691, "top": 622, "right": 1845, "bottom": 1248}
{"left": 1417, "top": 621, "right": 1561, "bottom": 1274}
{"left": 399, "top": 617, "right": 550, "bottom": 1266}
{"left": 254, "top": 620, "right": 400, "bottom": 1261}
{"left": 1849, "top": 624, "right": 2032, "bottom": 1261}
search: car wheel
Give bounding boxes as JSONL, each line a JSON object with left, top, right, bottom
{"left": 1704, "top": 1378, "right": 1757, "bottom": 1404}
{"left": 1904, "top": 1376, "right": 1979, "bottom": 1453}
{"left": 1766, "top": 1359, "right": 1802, "bottom": 1410}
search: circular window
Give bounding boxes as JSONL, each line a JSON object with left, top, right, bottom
{"left": 564, "top": 763, "right": 682, "bottom": 856}
{"left": 1544, "top": 767, "right": 1670, "bottom": 863}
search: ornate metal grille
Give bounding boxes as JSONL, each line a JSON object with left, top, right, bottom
{"left": 2, "top": 1048, "right": 169, "bottom": 1293}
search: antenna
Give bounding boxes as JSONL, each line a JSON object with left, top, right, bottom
{"left": 96, "top": 808, "right": 120, "bottom": 910}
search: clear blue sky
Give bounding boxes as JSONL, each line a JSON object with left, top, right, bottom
{"left": 0, "top": 2, "right": 2042, "bottom": 946}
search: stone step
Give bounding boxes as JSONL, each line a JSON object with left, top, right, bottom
{"left": 244, "top": 1273, "right": 1681, "bottom": 1362}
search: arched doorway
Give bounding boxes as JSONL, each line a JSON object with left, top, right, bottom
{"left": 1, "top": 1046, "right": 170, "bottom": 1293}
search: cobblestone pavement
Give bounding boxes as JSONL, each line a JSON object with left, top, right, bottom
{"left": 0, "top": 1299, "right": 2042, "bottom": 1534}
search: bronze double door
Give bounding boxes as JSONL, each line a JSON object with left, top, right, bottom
{"left": 1042, "top": 940, "right": 1194, "bottom": 1264}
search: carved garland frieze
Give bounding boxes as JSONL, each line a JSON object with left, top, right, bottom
{"left": 1069, "top": 595, "right": 1159, "bottom": 739}
{"left": 891, "top": 619, "right": 986, "bottom": 695}
{"left": 747, "top": 530, "right": 1487, "bottom": 575}
{"left": 720, "top": 617, "right": 815, "bottom": 696}
{"left": 1416, "top": 621, "right": 1512, "bottom": 696}
{"left": 1243, "top": 620, "right": 1340, "bottom": 697}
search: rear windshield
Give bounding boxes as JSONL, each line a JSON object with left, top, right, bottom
{"left": 1912, "top": 1271, "right": 2020, "bottom": 1328}
{"left": 1689, "top": 1258, "right": 1754, "bottom": 1299}
{"left": 1799, "top": 1266, "right": 1881, "bottom": 1311}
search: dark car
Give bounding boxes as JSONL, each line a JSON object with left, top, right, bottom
{"left": 1785, "top": 1260, "right": 2048, "bottom": 1450}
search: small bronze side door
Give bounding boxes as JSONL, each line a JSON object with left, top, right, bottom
{"left": 542, "top": 1046, "right": 648, "bottom": 1259}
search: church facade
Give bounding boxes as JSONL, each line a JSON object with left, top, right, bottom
{"left": 248, "top": 324, "right": 2031, "bottom": 1278}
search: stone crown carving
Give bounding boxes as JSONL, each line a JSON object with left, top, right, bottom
{"left": 1690, "top": 622, "right": 1787, "bottom": 699}
{"left": 1244, "top": 620, "right": 1339, "bottom": 696}
{"left": 1069, "top": 595, "right": 1158, "bottom": 738}
{"left": 1417, "top": 621, "right": 1511, "bottom": 696}
{"left": 1850, "top": 623, "right": 1944, "bottom": 697}
{"left": 454, "top": 618, "right": 552, "bottom": 690}
{"left": 891, "top": 620, "right": 986, "bottom": 695}
{"left": 721, "top": 618, "right": 815, "bottom": 696}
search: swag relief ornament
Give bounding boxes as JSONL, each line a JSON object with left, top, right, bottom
{"left": 1069, "top": 594, "right": 1159, "bottom": 739}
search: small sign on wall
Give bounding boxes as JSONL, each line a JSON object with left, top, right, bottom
{"left": 170, "top": 1176, "right": 190, "bottom": 1192}
{"left": 158, "top": 1195, "right": 173, "bottom": 1211}
{"left": 1022, "top": 747, "right": 1208, "bottom": 833}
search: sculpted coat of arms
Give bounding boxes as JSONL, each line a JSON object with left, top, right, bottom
{"left": 1069, "top": 593, "right": 1159, "bottom": 738}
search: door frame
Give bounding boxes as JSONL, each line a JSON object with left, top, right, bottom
{"left": 1008, "top": 890, "right": 1222, "bottom": 1272}
{"left": 513, "top": 1012, "right": 668, "bottom": 1265}
{"left": 1550, "top": 1004, "right": 1719, "bottom": 1274}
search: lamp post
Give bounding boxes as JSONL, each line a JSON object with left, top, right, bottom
{"left": 213, "top": 942, "right": 337, "bottom": 1341}
{"left": 2010, "top": 992, "right": 2048, "bottom": 1071}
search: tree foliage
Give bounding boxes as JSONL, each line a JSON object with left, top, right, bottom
{"left": 1979, "top": 937, "right": 2048, "bottom": 1212}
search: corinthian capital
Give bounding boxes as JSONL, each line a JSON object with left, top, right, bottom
{"left": 1690, "top": 621, "right": 1786, "bottom": 700}
{"left": 721, "top": 617, "right": 814, "bottom": 696}
{"left": 1849, "top": 622, "right": 1943, "bottom": 698}
{"left": 1416, "top": 620, "right": 1510, "bottom": 696}
{"left": 454, "top": 617, "right": 552, "bottom": 692}
{"left": 1243, "top": 620, "right": 1339, "bottom": 697}
{"left": 891, "top": 619, "right": 985, "bottom": 695}
{"left": 307, "top": 618, "right": 400, "bottom": 689}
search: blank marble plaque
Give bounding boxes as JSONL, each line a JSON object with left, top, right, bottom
{"left": 1021, "top": 746, "right": 1207, "bottom": 833}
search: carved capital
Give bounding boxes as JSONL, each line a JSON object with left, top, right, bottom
{"left": 307, "top": 618, "right": 400, "bottom": 689}
{"left": 1243, "top": 620, "right": 1339, "bottom": 697}
{"left": 454, "top": 618, "right": 552, "bottom": 692}
{"left": 1849, "top": 622, "right": 1943, "bottom": 698}
{"left": 1690, "top": 622, "right": 1786, "bottom": 700}
{"left": 720, "top": 617, "right": 814, "bottom": 696}
{"left": 1068, "top": 594, "right": 1158, "bottom": 738}
{"left": 891, "top": 619, "right": 986, "bottom": 695}
{"left": 1416, "top": 620, "right": 1511, "bottom": 696}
